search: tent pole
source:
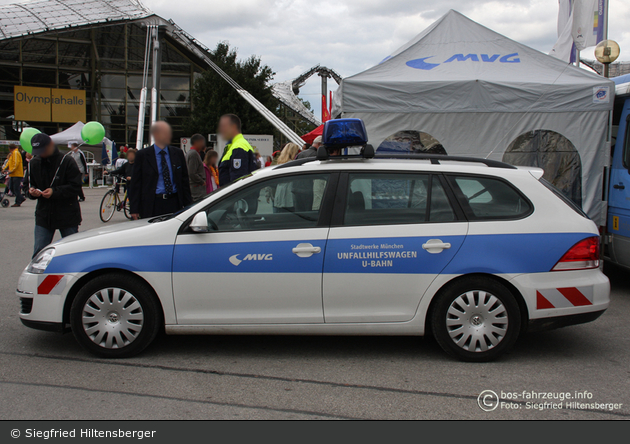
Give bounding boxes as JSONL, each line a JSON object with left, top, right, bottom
{"left": 135, "top": 25, "right": 152, "bottom": 150}
{"left": 604, "top": 0, "right": 609, "bottom": 40}
{"left": 149, "top": 26, "right": 162, "bottom": 146}
{"left": 576, "top": 49, "right": 580, "bottom": 67}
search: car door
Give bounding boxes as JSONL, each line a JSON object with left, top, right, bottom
{"left": 322, "top": 172, "right": 468, "bottom": 323}
{"left": 173, "top": 172, "right": 335, "bottom": 324}
{"left": 608, "top": 108, "right": 630, "bottom": 267}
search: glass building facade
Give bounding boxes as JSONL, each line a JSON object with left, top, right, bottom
{"left": 0, "top": 21, "right": 205, "bottom": 148}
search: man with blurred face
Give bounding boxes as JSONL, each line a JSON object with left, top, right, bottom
{"left": 129, "top": 121, "right": 192, "bottom": 219}
{"left": 217, "top": 114, "right": 258, "bottom": 187}
{"left": 28, "top": 133, "right": 82, "bottom": 257}
{"left": 187, "top": 133, "right": 207, "bottom": 202}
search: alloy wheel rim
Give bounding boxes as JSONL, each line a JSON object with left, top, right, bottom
{"left": 446, "top": 290, "right": 508, "bottom": 352}
{"left": 81, "top": 287, "right": 144, "bottom": 349}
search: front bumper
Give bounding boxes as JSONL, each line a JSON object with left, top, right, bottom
{"left": 20, "top": 318, "right": 65, "bottom": 333}
{"left": 17, "top": 270, "right": 78, "bottom": 326}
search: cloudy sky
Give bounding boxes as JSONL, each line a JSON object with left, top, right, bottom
{"left": 144, "top": 0, "right": 630, "bottom": 116}
{"left": 6, "top": 0, "right": 630, "bottom": 117}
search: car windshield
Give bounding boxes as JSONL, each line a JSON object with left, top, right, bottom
{"left": 148, "top": 173, "right": 256, "bottom": 223}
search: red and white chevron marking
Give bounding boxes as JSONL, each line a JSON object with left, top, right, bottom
{"left": 536, "top": 287, "right": 593, "bottom": 309}
{"left": 37, "top": 275, "right": 66, "bottom": 295}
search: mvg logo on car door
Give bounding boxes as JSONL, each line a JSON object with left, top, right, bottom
{"left": 229, "top": 253, "right": 273, "bottom": 266}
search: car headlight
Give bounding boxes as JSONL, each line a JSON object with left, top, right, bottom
{"left": 27, "top": 248, "right": 56, "bottom": 274}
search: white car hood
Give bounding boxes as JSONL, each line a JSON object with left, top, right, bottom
{"left": 52, "top": 219, "right": 153, "bottom": 247}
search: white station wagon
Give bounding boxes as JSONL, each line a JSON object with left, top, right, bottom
{"left": 17, "top": 119, "right": 609, "bottom": 361}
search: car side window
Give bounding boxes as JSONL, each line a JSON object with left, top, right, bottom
{"left": 205, "top": 174, "right": 330, "bottom": 232}
{"left": 344, "top": 173, "right": 456, "bottom": 226}
{"left": 624, "top": 117, "right": 630, "bottom": 170}
{"left": 449, "top": 175, "right": 532, "bottom": 220}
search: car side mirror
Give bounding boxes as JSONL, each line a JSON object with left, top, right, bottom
{"left": 190, "top": 211, "right": 209, "bottom": 233}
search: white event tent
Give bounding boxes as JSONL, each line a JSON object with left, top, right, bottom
{"left": 333, "top": 10, "right": 614, "bottom": 224}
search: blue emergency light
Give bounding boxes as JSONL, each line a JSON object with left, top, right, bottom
{"left": 322, "top": 118, "right": 368, "bottom": 147}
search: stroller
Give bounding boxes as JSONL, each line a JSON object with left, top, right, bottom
{"left": 0, "top": 171, "right": 10, "bottom": 208}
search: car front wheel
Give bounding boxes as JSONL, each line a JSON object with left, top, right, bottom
{"left": 70, "top": 273, "right": 161, "bottom": 358}
{"left": 431, "top": 277, "right": 521, "bottom": 362}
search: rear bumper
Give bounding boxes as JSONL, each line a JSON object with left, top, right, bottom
{"left": 527, "top": 309, "right": 606, "bottom": 333}
{"left": 509, "top": 268, "right": 610, "bottom": 320}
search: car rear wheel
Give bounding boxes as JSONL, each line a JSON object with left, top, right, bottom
{"left": 431, "top": 277, "right": 521, "bottom": 362}
{"left": 70, "top": 273, "right": 161, "bottom": 358}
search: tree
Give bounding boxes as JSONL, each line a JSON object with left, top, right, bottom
{"left": 185, "top": 42, "right": 278, "bottom": 138}
{"left": 275, "top": 98, "right": 317, "bottom": 142}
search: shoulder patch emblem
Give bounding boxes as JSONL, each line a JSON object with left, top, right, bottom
{"left": 233, "top": 158, "right": 242, "bottom": 169}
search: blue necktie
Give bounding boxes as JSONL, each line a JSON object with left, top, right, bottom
{"left": 160, "top": 150, "right": 173, "bottom": 194}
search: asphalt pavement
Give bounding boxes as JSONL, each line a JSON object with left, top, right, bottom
{"left": 0, "top": 188, "right": 628, "bottom": 420}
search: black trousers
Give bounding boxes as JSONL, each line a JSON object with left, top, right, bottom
{"left": 78, "top": 174, "right": 85, "bottom": 199}
{"left": 152, "top": 194, "right": 181, "bottom": 217}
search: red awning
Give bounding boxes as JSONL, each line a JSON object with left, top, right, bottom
{"left": 301, "top": 125, "right": 323, "bottom": 144}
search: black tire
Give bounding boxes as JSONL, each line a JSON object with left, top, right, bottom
{"left": 99, "top": 190, "right": 117, "bottom": 222}
{"left": 1, "top": 198, "right": 9, "bottom": 208}
{"left": 70, "top": 273, "right": 162, "bottom": 358}
{"left": 431, "top": 276, "right": 521, "bottom": 362}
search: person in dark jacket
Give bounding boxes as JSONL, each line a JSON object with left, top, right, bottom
{"left": 129, "top": 121, "right": 192, "bottom": 219}
{"left": 28, "top": 133, "right": 82, "bottom": 257}
{"left": 68, "top": 142, "right": 88, "bottom": 202}
{"left": 187, "top": 134, "right": 206, "bottom": 202}
{"left": 108, "top": 148, "right": 136, "bottom": 182}
{"left": 217, "top": 114, "right": 258, "bottom": 186}
{"left": 296, "top": 136, "right": 321, "bottom": 159}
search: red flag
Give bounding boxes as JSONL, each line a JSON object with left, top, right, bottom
{"left": 322, "top": 95, "right": 331, "bottom": 122}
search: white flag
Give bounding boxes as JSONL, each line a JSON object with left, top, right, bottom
{"left": 572, "top": 0, "right": 598, "bottom": 50}
{"left": 550, "top": 0, "right": 576, "bottom": 62}
{"left": 550, "top": 0, "right": 599, "bottom": 62}
{"left": 557, "top": 0, "right": 572, "bottom": 36}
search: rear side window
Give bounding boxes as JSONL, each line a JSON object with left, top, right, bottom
{"left": 448, "top": 175, "right": 532, "bottom": 220}
{"left": 344, "top": 173, "right": 456, "bottom": 226}
{"left": 540, "top": 178, "right": 588, "bottom": 218}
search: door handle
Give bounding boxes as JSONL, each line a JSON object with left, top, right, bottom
{"left": 422, "top": 239, "right": 452, "bottom": 254}
{"left": 292, "top": 243, "right": 321, "bottom": 257}
{"left": 613, "top": 183, "right": 625, "bottom": 190}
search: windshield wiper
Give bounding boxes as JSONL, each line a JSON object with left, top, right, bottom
{"left": 149, "top": 214, "right": 173, "bottom": 223}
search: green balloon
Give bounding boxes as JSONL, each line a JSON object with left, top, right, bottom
{"left": 81, "top": 121, "right": 106, "bottom": 145}
{"left": 19, "top": 128, "right": 41, "bottom": 154}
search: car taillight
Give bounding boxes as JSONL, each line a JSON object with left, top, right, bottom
{"left": 552, "top": 236, "right": 600, "bottom": 271}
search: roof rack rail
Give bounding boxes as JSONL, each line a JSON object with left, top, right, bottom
{"left": 373, "top": 153, "right": 517, "bottom": 169}
{"left": 274, "top": 151, "right": 516, "bottom": 170}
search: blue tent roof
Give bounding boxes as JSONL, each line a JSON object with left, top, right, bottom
{"left": 613, "top": 73, "right": 630, "bottom": 85}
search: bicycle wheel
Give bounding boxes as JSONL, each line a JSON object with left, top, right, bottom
{"left": 123, "top": 195, "right": 132, "bottom": 220}
{"left": 100, "top": 190, "right": 118, "bottom": 222}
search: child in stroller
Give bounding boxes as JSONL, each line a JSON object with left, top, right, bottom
{"left": 0, "top": 171, "right": 11, "bottom": 208}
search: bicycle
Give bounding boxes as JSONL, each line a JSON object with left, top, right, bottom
{"left": 99, "top": 174, "right": 132, "bottom": 222}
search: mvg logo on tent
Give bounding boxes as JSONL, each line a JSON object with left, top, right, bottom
{"left": 229, "top": 253, "right": 273, "bottom": 266}
{"left": 406, "top": 53, "right": 520, "bottom": 70}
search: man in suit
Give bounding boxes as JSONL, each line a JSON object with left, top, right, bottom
{"left": 129, "top": 121, "right": 192, "bottom": 219}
